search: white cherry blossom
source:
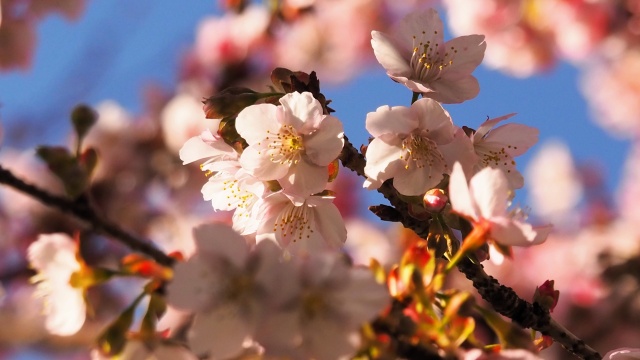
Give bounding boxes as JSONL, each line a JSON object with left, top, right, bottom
{"left": 371, "top": 8, "right": 486, "bottom": 103}
{"left": 364, "top": 97, "right": 456, "bottom": 196}
{"left": 27, "top": 233, "right": 86, "bottom": 336}
{"left": 235, "top": 91, "right": 344, "bottom": 199}
{"left": 449, "top": 162, "right": 551, "bottom": 248}
{"left": 471, "top": 113, "right": 539, "bottom": 189}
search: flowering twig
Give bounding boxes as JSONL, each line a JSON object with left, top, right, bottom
{"left": 338, "top": 138, "right": 601, "bottom": 360}
{"left": 0, "top": 164, "right": 175, "bottom": 267}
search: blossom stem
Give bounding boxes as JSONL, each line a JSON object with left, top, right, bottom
{"left": 0, "top": 164, "right": 175, "bottom": 267}
{"left": 338, "top": 138, "right": 601, "bottom": 360}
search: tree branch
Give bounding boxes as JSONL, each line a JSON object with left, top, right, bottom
{"left": 338, "top": 138, "right": 601, "bottom": 360}
{"left": 0, "top": 164, "right": 175, "bottom": 267}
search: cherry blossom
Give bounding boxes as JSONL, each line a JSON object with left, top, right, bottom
{"left": 364, "top": 97, "right": 456, "bottom": 196}
{"left": 255, "top": 254, "right": 389, "bottom": 360}
{"left": 471, "top": 113, "right": 539, "bottom": 189}
{"left": 27, "top": 233, "right": 86, "bottom": 336}
{"left": 180, "top": 130, "right": 265, "bottom": 235}
{"left": 449, "top": 162, "right": 551, "bottom": 249}
{"left": 371, "top": 8, "right": 486, "bottom": 103}
{"left": 235, "top": 91, "right": 344, "bottom": 199}
{"left": 166, "top": 223, "right": 284, "bottom": 359}
{"left": 256, "top": 192, "right": 346, "bottom": 254}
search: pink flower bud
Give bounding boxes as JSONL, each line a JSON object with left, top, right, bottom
{"left": 423, "top": 188, "right": 448, "bottom": 213}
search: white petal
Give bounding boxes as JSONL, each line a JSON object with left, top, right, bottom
{"left": 312, "top": 200, "right": 347, "bottom": 249}
{"left": 179, "top": 132, "right": 236, "bottom": 165}
{"left": 235, "top": 103, "right": 280, "bottom": 145}
{"left": 279, "top": 92, "right": 324, "bottom": 133}
{"left": 279, "top": 160, "right": 328, "bottom": 199}
{"left": 469, "top": 167, "right": 509, "bottom": 219}
{"left": 443, "top": 35, "right": 486, "bottom": 76}
{"left": 365, "top": 104, "right": 416, "bottom": 138}
{"left": 393, "top": 165, "right": 444, "bottom": 196}
{"left": 46, "top": 286, "right": 86, "bottom": 335}
{"left": 484, "top": 123, "right": 539, "bottom": 156}
{"left": 239, "top": 144, "right": 289, "bottom": 180}
{"left": 490, "top": 217, "right": 536, "bottom": 246}
{"left": 427, "top": 75, "right": 480, "bottom": 104}
{"left": 363, "top": 137, "right": 405, "bottom": 183}
{"left": 302, "top": 317, "right": 355, "bottom": 360}
{"left": 448, "top": 162, "right": 479, "bottom": 220}
{"left": 167, "top": 257, "right": 221, "bottom": 312}
{"left": 304, "top": 114, "right": 344, "bottom": 166}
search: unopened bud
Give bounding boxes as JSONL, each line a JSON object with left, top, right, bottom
{"left": 534, "top": 280, "right": 560, "bottom": 313}
{"left": 202, "top": 87, "right": 260, "bottom": 119}
{"left": 423, "top": 188, "right": 448, "bottom": 213}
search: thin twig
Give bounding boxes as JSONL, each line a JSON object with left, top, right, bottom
{"left": 338, "top": 137, "right": 601, "bottom": 360}
{"left": 0, "top": 165, "right": 174, "bottom": 267}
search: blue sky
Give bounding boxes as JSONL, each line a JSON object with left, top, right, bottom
{"left": 0, "top": 0, "right": 629, "bottom": 209}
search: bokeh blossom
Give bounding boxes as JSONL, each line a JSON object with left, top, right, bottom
{"left": 371, "top": 8, "right": 486, "bottom": 103}
{"left": 27, "top": 233, "right": 86, "bottom": 336}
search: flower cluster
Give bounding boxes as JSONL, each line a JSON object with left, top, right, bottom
{"left": 182, "top": 91, "right": 346, "bottom": 254}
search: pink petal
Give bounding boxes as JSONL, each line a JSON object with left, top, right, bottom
{"left": 192, "top": 223, "right": 248, "bottom": 267}
{"left": 397, "top": 9, "right": 444, "bottom": 56}
{"left": 490, "top": 217, "right": 538, "bottom": 246}
{"left": 448, "top": 162, "right": 479, "bottom": 220}
{"left": 410, "top": 98, "right": 455, "bottom": 144}
{"left": 311, "top": 200, "right": 347, "bottom": 249}
{"left": 469, "top": 167, "right": 509, "bottom": 219}
{"left": 371, "top": 31, "right": 412, "bottom": 78}
{"left": 485, "top": 123, "right": 539, "bottom": 156}
{"left": 363, "top": 137, "right": 405, "bottom": 183}
{"left": 393, "top": 163, "right": 445, "bottom": 196}
{"left": 365, "top": 104, "right": 417, "bottom": 137}
{"left": 474, "top": 113, "right": 517, "bottom": 140}
{"left": 442, "top": 35, "right": 486, "bottom": 76}
{"left": 189, "top": 304, "right": 253, "bottom": 358}
{"left": 304, "top": 114, "right": 344, "bottom": 166}
{"left": 278, "top": 160, "right": 328, "bottom": 199}
{"left": 179, "top": 133, "right": 236, "bottom": 165}
{"left": 427, "top": 75, "right": 480, "bottom": 104}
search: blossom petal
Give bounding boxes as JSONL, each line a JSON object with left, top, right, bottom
{"left": 179, "top": 133, "right": 236, "bottom": 165}
{"left": 189, "top": 304, "right": 252, "bottom": 359}
{"left": 279, "top": 160, "right": 328, "bottom": 199}
{"left": 365, "top": 104, "right": 417, "bottom": 137}
{"left": 397, "top": 9, "right": 444, "bottom": 54}
{"left": 192, "top": 223, "right": 248, "bottom": 267}
{"left": 485, "top": 123, "right": 539, "bottom": 156}
{"left": 302, "top": 317, "right": 355, "bottom": 360}
{"left": 490, "top": 217, "right": 544, "bottom": 246}
{"left": 46, "top": 286, "right": 86, "bottom": 335}
{"left": 279, "top": 92, "right": 324, "bottom": 133}
{"left": 304, "top": 114, "right": 344, "bottom": 166}
{"left": 235, "top": 103, "right": 280, "bottom": 144}
{"left": 427, "top": 75, "right": 480, "bottom": 104}
{"left": 474, "top": 113, "right": 517, "bottom": 140}
{"left": 310, "top": 199, "right": 347, "bottom": 249}
{"left": 167, "top": 257, "right": 221, "bottom": 312}
{"left": 371, "top": 31, "right": 412, "bottom": 77}
{"left": 448, "top": 162, "right": 479, "bottom": 220}
{"left": 443, "top": 35, "right": 486, "bottom": 77}
{"left": 239, "top": 144, "right": 289, "bottom": 180}
{"left": 469, "top": 166, "right": 509, "bottom": 219}
{"left": 393, "top": 165, "right": 443, "bottom": 196}
{"left": 363, "top": 137, "right": 405, "bottom": 183}
{"left": 410, "top": 98, "right": 455, "bottom": 144}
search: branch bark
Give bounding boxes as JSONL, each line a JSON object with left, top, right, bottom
{"left": 338, "top": 137, "right": 601, "bottom": 360}
{"left": 0, "top": 165, "right": 175, "bottom": 267}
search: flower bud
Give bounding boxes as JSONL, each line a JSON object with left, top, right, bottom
{"left": 423, "top": 188, "right": 448, "bottom": 213}
{"left": 533, "top": 280, "right": 560, "bottom": 313}
{"left": 202, "top": 87, "right": 261, "bottom": 119}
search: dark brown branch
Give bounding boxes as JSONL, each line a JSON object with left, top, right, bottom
{"left": 0, "top": 165, "right": 175, "bottom": 267}
{"left": 338, "top": 137, "right": 601, "bottom": 360}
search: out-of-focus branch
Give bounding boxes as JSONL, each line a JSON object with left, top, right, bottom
{"left": 338, "top": 138, "right": 601, "bottom": 360}
{"left": 0, "top": 164, "right": 175, "bottom": 267}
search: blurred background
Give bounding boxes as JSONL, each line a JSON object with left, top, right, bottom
{"left": 1, "top": 0, "right": 639, "bottom": 358}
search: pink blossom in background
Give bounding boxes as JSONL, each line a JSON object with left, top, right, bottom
{"left": 160, "top": 92, "right": 213, "bottom": 153}
{"left": 604, "top": 348, "right": 640, "bottom": 359}
{"left": 618, "top": 143, "right": 640, "bottom": 224}
{"left": 371, "top": 8, "right": 486, "bottom": 103}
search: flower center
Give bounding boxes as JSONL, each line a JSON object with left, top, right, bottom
{"left": 265, "top": 125, "right": 304, "bottom": 165}
{"left": 400, "top": 133, "right": 445, "bottom": 175}
{"left": 301, "top": 290, "right": 328, "bottom": 320}
{"left": 273, "top": 202, "right": 314, "bottom": 242}
{"left": 477, "top": 146, "right": 516, "bottom": 174}
{"left": 410, "top": 32, "right": 457, "bottom": 82}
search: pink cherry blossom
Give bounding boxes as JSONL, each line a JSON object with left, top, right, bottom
{"left": 236, "top": 91, "right": 344, "bottom": 199}
{"left": 166, "top": 223, "right": 284, "bottom": 359}
{"left": 256, "top": 192, "right": 346, "bottom": 254}
{"left": 255, "top": 254, "right": 389, "bottom": 360}
{"left": 371, "top": 8, "right": 486, "bottom": 103}
{"left": 449, "top": 162, "right": 551, "bottom": 248}
{"left": 364, "top": 97, "right": 456, "bottom": 196}
{"left": 471, "top": 113, "right": 539, "bottom": 189}
{"left": 27, "top": 233, "right": 86, "bottom": 336}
